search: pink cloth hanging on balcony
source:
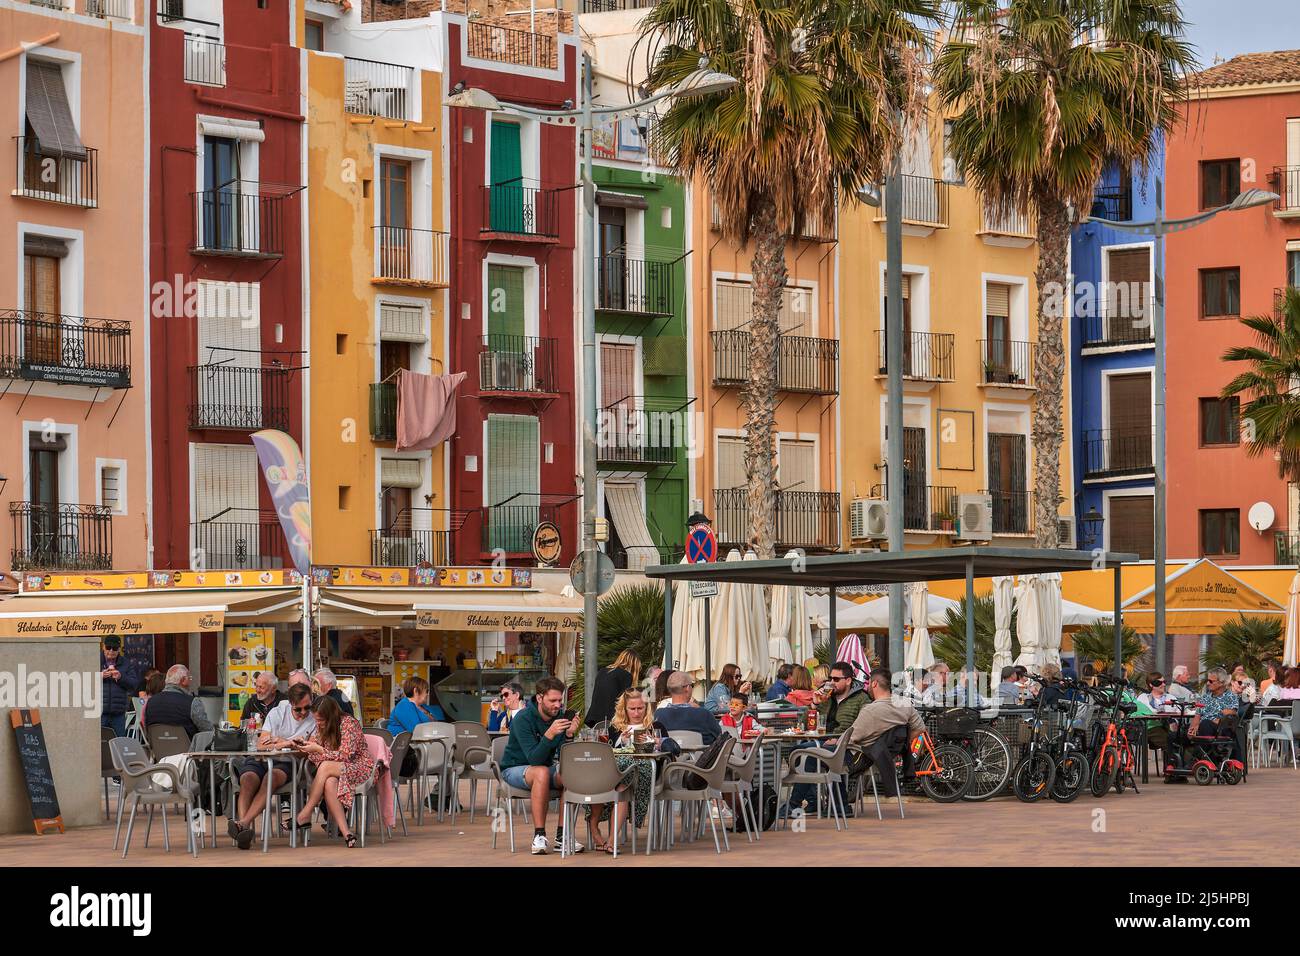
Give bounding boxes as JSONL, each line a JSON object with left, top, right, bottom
{"left": 396, "top": 370, "right": 467, "bottom": 451}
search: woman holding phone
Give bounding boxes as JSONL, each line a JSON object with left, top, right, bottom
{"left": 292, "top": 695, "right": 374, "bottom": 847}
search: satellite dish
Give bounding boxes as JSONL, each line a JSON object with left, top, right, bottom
{"left": 1248, "top": 501, "right": 1275, "bottom": 532}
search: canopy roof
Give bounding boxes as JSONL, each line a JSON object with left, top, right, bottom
{"left": 646, "top": 547, "right": 1138, "bottom": 588}
{"left": 1120, "top": 559, "right": 1284, "bottom": 633}
{"left": 0, "top": 587, "right": 301, "bottom": 638}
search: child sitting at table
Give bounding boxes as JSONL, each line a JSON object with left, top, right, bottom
{"left": 720, "top": 692, "right": 762, "bottom": 736}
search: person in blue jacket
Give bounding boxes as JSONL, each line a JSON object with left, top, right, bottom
{"left": 100, "top": 636, "right": 142, "bottom": 737}
{"left": 388, "top": 675, "right": 445, "bottom": 737}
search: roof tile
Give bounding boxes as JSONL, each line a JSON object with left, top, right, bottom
{"left": 1195, "top": 49, "right": 1300, "bottom": 88}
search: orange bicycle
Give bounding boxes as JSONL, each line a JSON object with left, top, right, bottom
{"left": 1087, "top": 675, "right": 1141, "bottom": 797}
{"left": 909, "top": 729, "right": 974, "bottom": 802}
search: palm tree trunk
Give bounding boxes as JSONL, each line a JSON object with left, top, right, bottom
{"left": 745, "top": 194, "right": 786, "bottom": 559}
{"left": 1032, "top": 191, "right": 1069, "bottom": 548}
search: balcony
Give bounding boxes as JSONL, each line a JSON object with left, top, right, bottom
{"left": 875, "top": 329, "right": 956, "bottom": 382}
{"left": 1082, "top": 428, "right": 1153, "bottom": 479}
{"left": 711, "top": 330, "right": 839, "bottom": 395}
{"left": 608, "top": 543, "right": 683, "bottom": 569}
{"left": 477, "top": 335, "right": 558, "bottom": 395}
{"left": 191, "top": 510, "right": 287, "bottom": 570}
{"left": 596, "top": 255, "right": 673, "bottom": 316}
{"left": 1275, "top": 531, "right": 1300, "bottom": 565}
{"left": 597, "top": 397, "right": 686, "bottom": 470}
{"left": 191, "top": 186, "right": 287, "bottom": 259}
{"left": 466, "top": 20, "right": 557, "bottom": 70}
{"left": 871, "top": 483, "right": 958, "bottom": 534}
{"left": 979, "top": 203, "right": 1035, "bottom": 244}
{"left": 14, "top": 137, "right": 98, "bottom": 208}
{"left": 1080, "top": 312, "right": 1154, "bottom": 349}
{"left": 372, "top": 227, "right": 449, "bottom": 286}
{"left": 875, "top": 175, "right": 949, "bottom": 231}
{"left": 86, "top": 0, "right": 133, "bottom": 18}
{"left": 0, "top": 310, "right": 131, "bottom": 388}
{"left": 481, "top": 495, "right": 572, "bottom": 556}
{"left": 183, "top": 33, "right": 226, "bottom": 87}
{"left": 1270, "top": 167, "right": 1300, "bottom": 217}
{"left": 369, "top": 382, "right": 396, "bottom": 441}
{"left": 10, "top": 502, "right": 112, "bottom": 571}
{"left": 978, "top": 339, "right": 1035, "bottom": 388}
{"left": 983, "top": 489, "right": 1034, "bottom": 536}
{"left": 371, "top": 509, "right": 470, "bottom": 567}
{"left": 188, "top": 364, "right": 292, "bottom": 431}
{"left": 709, "top": 201, "right": 837, "bottom": 242}
{"left": 481, "top": 183, "right": 560, "bottom": 239}
{"left": 1090, "top": 184, "right": 1132, "bottom": 221}
{"left": 582, "top": 0, "right": 658, "bottom": 10}
{"left": 714, "top": 488, "right": 841, "bottom": 552}
{"left": 344, "top": 57, "right": 415, "bottom": 121}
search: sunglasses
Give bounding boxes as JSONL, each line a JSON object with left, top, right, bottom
{"left": 292, "top": 706, "right": 311, "bottom": 715}
{"left": 1150, "top": 680, "right": 1164, "bottom": 686}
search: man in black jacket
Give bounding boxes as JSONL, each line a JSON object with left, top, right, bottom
{"left": 100, "top": 636, "right": 141, "bottom": 737}
{"left": 143, "top": 665, "right": 214, "bottom": 739}
{"left": 312, "top": 667, "right": 354, "bottom": 718}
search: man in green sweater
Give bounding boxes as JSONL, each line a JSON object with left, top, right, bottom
{"left": 500, "top": 676, "right": 581, "bottom": 854}
{"left": 815, "top": 661, "right": 868, "bottom": 732}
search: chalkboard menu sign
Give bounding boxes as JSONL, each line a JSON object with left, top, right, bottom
{"left": 9, "top": 709, "right": 64, "bottom": 835}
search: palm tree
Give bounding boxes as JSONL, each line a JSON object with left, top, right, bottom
{"left": 637, "top": 0, "right": 940, "bottom": 556}
{"left": 1072, "top": 620, "right": 1145, "bottom": 674}
{"left": 1202, "top": 615, "right": 1283, "bottom": 683}
{"left": 932, "top": 593, "right": 1018, "bottom": 672}
{"left": 935, "top": 0, "right": 1195, "bottom": 547}
{"left": 568, "top": 584, "right": 665, "bottom": 712}
{"left": 1220, "top": 288, "right": 1300, "bottom": 493}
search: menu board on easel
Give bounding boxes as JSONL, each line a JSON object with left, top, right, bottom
{"left": 9, "top": 709, "right": 63, "bottom": 835}
{"left": 225, "top": 627, "right": 274, "bottom": 725}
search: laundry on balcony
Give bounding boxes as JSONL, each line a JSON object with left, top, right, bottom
{"left": 394, "top": 368, "right": 468, "bottom": 451}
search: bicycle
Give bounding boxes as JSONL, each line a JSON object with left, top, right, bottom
{"left": 1011, "top": 674, "right": 1057, "bottom": 802}
{"left": 1086, "top": 675, "right": 1141, "bottom": 797}
{"left": 909, "top": 728, "right": 974, "bottom": 802}
{"left": 1044, "top": 678, "right": 1093, "bottom": 803}
{"left": 925, "top": 707, "right": 1013, "bottom": 801}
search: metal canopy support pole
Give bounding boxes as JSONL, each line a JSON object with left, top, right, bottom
{"left": 828, "top": 585, "right": 837, "bottom": 660}
{"left": 886, "top": 154, "right": 905, "bottom": 672}
{"left": 663, "top": 579, "right": 673, "bottom": 669}
{"left": 1114, "top": 562, "right": 1124, "bottom": 678}
{"left": 965, "top": 557, "right": 975, "bottom": 694}
{"left": 703, "top": 596, "right": 712, "bottom": 685}
{"left": 1152, "top": 191, "right": 1168, "bottom": 675}
{"left": 580, "top": 52, "right": 599, "bottom": 706}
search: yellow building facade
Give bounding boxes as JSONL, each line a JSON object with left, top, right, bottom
{"left": 837, "top": 122, "right": 1072, "bottom": 550}
{"left": 688, "top": 189, "right": 842, "bottom": 555}
{"left": 304, "top": 50, "right": 449, "bottom": 566}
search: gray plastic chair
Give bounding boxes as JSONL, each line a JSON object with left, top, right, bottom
{"left": 101, "top": 728, "right": 119, "bottom": 819}
{"left": 364, "top": 727, "right": 394, "bottom": 745}
{"left": 452, "top": 721, "right": 494, "bottom": 823}
{"left": 667, "top": 730, "right": 704, "bottom": 748}
{"left": 655, "top": 736, "right": 736, "bottom": 854}
{"left": 386, "top": 731, "right": 413, "bottom": 837}
{"left": 719, "top": 732, "right": 764, "bottom": 842}
{"left": 489, "top": 734, "right": 559, "bottom": 852}
{"left": 146, "top": 723, "right": 191, "bottom": 759}
{"left": 1258, "top": 702, "right": 1298, "bottom": 768}
{"left": 412, "top": 721, "right": 456, "bottom": 822}
{"left": 558, "top": 741, "right": 632, "bottom": 858}
{"left": 109, "top": 737, "right": 198, "bottom": 859}
{"left": 778, "top": 730, "right": 852, "bottom": 830}
{"left": 108, "top": 736, "right": 151, "bottom": 850}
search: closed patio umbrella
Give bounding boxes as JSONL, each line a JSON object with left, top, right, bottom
{"left": 904, "top": 581, "right": 935, "bottom": 671}
{"left": 1038, "top": 573, "right": 1063, "bottom": 669}
{"left": 1014, "top": 575, "right": 1041, "bottom": 669}
{"left": 1284, "top": 572, "right": 1300, "bottom": 668}
{"left": 740, "top": 552, "right": 770, "bottom": 682}
{"left": 673, "top": 558, "right": 710, "bottom": 680}
{"left": 992, "top": 575, "right": 1015, "bottom": 676}
{"left": 768, "top": 551, "right": 809, "bottom": 680}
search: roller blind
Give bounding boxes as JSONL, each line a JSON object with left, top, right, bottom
{"left": 605, "top": 482, "right": 656, "bottom": 570}
{"left": 486, "top": 414, "right": 539, "bottom": 506}
{"left": 486, "top": 265, "right": 525, "bottom": 339}
{"left": 1108, "top": 248, "right": 1149, "bottom": 286}
{"left": 599, "top": 341, "right": 636, "bottom": 410}
{"left": 380, "top": 458, "right": 423, "bottom": 489}
{"left": 197, "top": 280, "right": 260, "bottom": 366}
{"left": 714, "top": 280, "right": 812, "bottom": 333}
{"left": 986, "top": 283, "right": 1010, "bottom": 317}
{"left": 778, "top": 439, "right": 816, "bottom": 492}
{"left": 1110, "top": 496, "right": 1154, "bottom": 560}
{"left": 193, "top": 444, "right": 259, "bottom": 522}
{"left": 717, "top": 435, "right": 746, "bottom": 490}
{"left": 25, "top": 59, "right": 86, "bottom": 160}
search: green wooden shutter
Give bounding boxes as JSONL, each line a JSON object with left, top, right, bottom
{"left": 490, "top": 120, "right": 523, "bottom": 232}
{"left": 487, "top": 414, "right": 539, "bottom": 552}
{"left": 486, "top": 265, "right": 525, "bottom": 340}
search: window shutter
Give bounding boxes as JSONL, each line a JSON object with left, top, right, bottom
{"left": 486, "top": 265, "right": 525, "bottom": 340}
{"left": 986, "top": 283, "right": 1010, "bottom": 317}
{"left": 25, "top": 60, "right": 87, "bottom": 160}
{"left": 379, "top": 303, "right": 426, "bottom": 343}
{"left": 486, "top": 414, "right": 540, "bottom": 506}
{"left": 599, "top": 341, "right": 636, "bottom": 410}
{"left": 1109, "top": 373, "right": 1152, "bottom": 436}
{"left": 1110, "top": 497, "right": 1154, "bottom": 559}
{"left": 714, "top": 280, "right": 749, "bottom": 332}
{"left": 193, "top": 444, "right": 259, "bottom": 521}
{"left": 1108, "top": 248, "right": 1149, "bottom": 286}
{"left": 197, "top": 280, "right": 260, "bottom": 365}
{"left": 380, "top": 458, "right": 423, "bottom": 489}
{"left": 777, "top": 439, "right": 816, "bottom": 492}
{"left": 100, "top": 466, "right": 121, "bottom": 512}
{"left": 717, "top": 435, "right": 746, "bottom": 490}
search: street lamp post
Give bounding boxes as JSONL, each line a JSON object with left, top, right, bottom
{"left": 1085, "top": 186, "right": 1278, "bottom": 674}
{"left": 447, "top": 58, "right": 738, "bottom": 703}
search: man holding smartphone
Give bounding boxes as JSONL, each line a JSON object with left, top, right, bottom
{"left": 99, "top": 636, "right": 141, "bottom": 737}
{"left": 499, "top": 676, "right": 581, "bottom": 854}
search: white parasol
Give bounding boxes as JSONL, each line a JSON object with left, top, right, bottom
{"left": 673, "top": 558, "right": 710, "bottom": 680}
{"left": 1038, "top": 572, "right": 1063, "bottom": 669}
{"left": 992, "top": 575, "right": 1015, "bottom": 676}
{"left": 904, "top": 581, "right": 935, "bottom": 670}
{"left": 1284, "top": 571, "right": 1300, "bottom": 667}
{"left": 1014, "top": 574, "right": 1041, "bottom": 668}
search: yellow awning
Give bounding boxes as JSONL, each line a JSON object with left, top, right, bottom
{"left": 0, "top": 587, "right": 300, "bottom": 638}
{"left": 1120, "top": 559, "right": 1283, "bottom": 633}
{"left": 317, "top": 586, "right": 585, "bottom": 631}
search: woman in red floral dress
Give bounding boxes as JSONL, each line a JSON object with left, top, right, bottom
{"left": 293, "top": 695, "right": 374, "bottom": 847}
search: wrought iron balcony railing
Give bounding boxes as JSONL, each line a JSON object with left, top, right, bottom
{"left": 1275, "top": 531, "right": 1300, "bottom": 566}
{"left": 477, "top": 334, "right": 558, "bottom": 394}
{"left": 481, "top": 183, "right": 560, "bottom": 238}
{"left": 372, "top": 226, "right": 449, "bottom": 285}
{"left": 1079, "top": 311, "right": 1154, "bottom": 348}
{"left": 192, "top": 186, "right": 287, "bottom": 258}
{"left": 371, "top": 509, "right": 471, "bottom": 567}
{"left": 191, "top": 509, "right": 288, "bottom": 570}
{"left": 11, "top": 502, "right": 112, "bottom": 571}
{"left": 876, "top": 174, "right": 949, "bottom": 227}
{"left": 480, "top": 495, "right": 574, "bottom": 556}
{"left": 188, "top": 364, "right": 292, "bottom": 431}
{"left": 1082, "top": 428, "right": 1154, "bottom": 478}
{"left": 1270, "top": 167, "right": 1300, "bottom": 213}
{"left": 875, "top": 329, "right": 956, "bottom": 382}
{"left": 1090, "top": 184, "right": 1132, "bottom": 221}
{"left": 0, "top": 310, "right": 131, "bottom": 388}
{"left": 983, "top": 489, "right": 1034, "bottom": 536}
{"left": 714, "top": 488, "right": 841, "bottom": 552}
{"left": 14, "top": 136, "right": 98, "bottom": 208}
{"left": 183, "top": 33, "right": 226, "bottom": 87}
{"left": 344, "top": 57, "right": 415, "bottom": 120}
{"left": 871, "top": 483, "right": 959, "bottom": 534}
{"left": 979, "top": 339, "right": 1035, "bottom": 387}
{"left": 711, "top": 330, "right": 839, "bottom": 394}
{"left": 597, "top": 397, "right": 687, "bottom": 469}
{"left": 596, "top": 255, "right": 673, "bottom": 315}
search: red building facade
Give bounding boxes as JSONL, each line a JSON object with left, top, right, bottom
{"left": 1166, "top": 52, "right": 1300, "bottom": 566}
{"left": 148, "top": 1, "right": 305, "bottom": 573}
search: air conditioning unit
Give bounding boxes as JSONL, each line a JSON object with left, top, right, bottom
{"left": 955, "top": 493, "right": 993, "bottom": 542}
{"left": 1057, "top": 517, "right": 1077, "bottom": 549}
{"left": 480, "top": 351, "right": 528, "bottom": 391}
{"left": 378, "top": 536, "right": 418, "bottom": 567}
{"left": 849, "top": 498, "right": 888, "bottom": 542}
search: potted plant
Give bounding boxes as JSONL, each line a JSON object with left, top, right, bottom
{"left": 934, "top": 510, "right": 955, "bottom": 532}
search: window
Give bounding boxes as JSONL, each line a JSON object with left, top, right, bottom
{"left": 1109, "top": 496, "right": 1154, "bottom": 560}
{"left": 1200, "top": 509, "right": 1240, "bottom": 557}
{"left": 1200, "top": 268, "right": 1240, "bottom": 318}
{"left": 98, "top": 464, "right": 122, "bottom": 514}
{"left": 985, "top": 283, "right": 1012, "bottom": 374}
{"left": 24, "top": 58, "right": 87, "bottom": 165}
{"left": 201, "top": 135, "right": 242, "bottom": 250}
{"left": 23, "top": 236, "right": 64, "bottom": 365}
{"left": 485, "top": 414, "right": 540, "bottom": 553}
{"left": 1107, "top": 372, "right": 1153, "bottom": 471}
{"left": 1288, "top": 247, "right": 1300, "bottom": 288}
{"left": 942, "top": 120, "right": 964, "bottom": 184}
{"left": 379, "top": 158, "right": 410, "bottom": 231}
{"left": 1199, "top": 397, "right": 1240, "bottom": 446}
{"left": 1104, "top": 247, "right": 1151, "bottom": 339}
{"left": 716, "top": 434, "right": 746, "bottom": 490}
{"left": 305, "top": 20, "right": 324, "bottom": 51}
{"left": 881, "top": 273, "right": 914, "bottom": 372}
{"left": 1200, "top": 160, "right": 1240, "bottom": 210}
{"left": 714, "top": 280, "right": 811, "bottom": 334}
{"left": 191, "top": 443, "right": 261, "bottom": 569}
{"left": 777, "top": 438, "right": 816, "bottom": 492}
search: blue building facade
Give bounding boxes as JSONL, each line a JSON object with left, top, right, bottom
{"left": 1070, "top": 143, "right": 1163, "bottom": 557}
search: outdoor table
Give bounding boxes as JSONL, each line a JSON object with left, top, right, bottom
{"left": 182, "top": 748, "right": 303, "bottom": 853}
{"left": 411, "top": 734, "right": 454, "bottom": 823}
{"left": 750, "top": 730, "right": 839, "bottom": 811}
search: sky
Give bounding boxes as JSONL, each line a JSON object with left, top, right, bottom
{"left": 1180, "top": 0, "right": 1300, "bottom": 66}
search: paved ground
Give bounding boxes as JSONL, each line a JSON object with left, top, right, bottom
{"left": 3, "top": 768, "right": 1295, "bottom": 867}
